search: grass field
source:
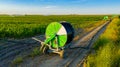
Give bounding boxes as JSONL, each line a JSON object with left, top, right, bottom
{"left": 85, "top": 17, "right": 120, "bottom": 67}
{"left": 0, "top": 15, "right": 107, "bottom": 38}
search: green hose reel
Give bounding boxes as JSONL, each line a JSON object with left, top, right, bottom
{"left": 45, "top": 22, "right": 74, "bottom": 48}
{"left": 33, "top": 21, "right": 74, "bottom": 57}
{"left": 45, "top": 22, "right": 67, "bottom": 48}
{"left": 103, "top": 16, "right": 109, "bottom": 20}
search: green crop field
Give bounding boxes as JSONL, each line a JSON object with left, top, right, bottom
{"left": 0, "top": 15, "right": 107, "bottom": 38}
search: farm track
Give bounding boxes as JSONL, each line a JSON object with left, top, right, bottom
{"left": 0, "top": 20, "right": 111, "bottom": 67}
{"left": 47, "top": 20, "right": 110, "bottom": 67}
{"left": 18, "top": 20, "right": 111, "bottom": 67}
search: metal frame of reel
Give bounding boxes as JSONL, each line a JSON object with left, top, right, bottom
{"left": 32, "top": 37, "right": 65, "bottom": 58}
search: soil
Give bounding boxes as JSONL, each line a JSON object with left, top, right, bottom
{"left": 0, "top": 20, "right": 111, "bottom": 67}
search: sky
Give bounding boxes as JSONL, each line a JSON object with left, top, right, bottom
{"left": 0, "top": 0, "right": 120, "bottom": 15}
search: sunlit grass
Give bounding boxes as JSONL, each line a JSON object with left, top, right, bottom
{"left": 12, "top": 57, "right": 23, "bottom": 65}
{"left": 28, "top": 47, "right": 41, "bottom": 58}
{"left": 86, "top": 17, "right": 120, "bottom": 67}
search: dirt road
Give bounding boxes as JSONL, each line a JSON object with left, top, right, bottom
{"left": 0, "top": 20, "right": 111, "bottom": 67}
{"left": 18, "top": 20, "right": 111, "bottom": 67}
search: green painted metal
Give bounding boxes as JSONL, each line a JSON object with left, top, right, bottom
{"left": 45, "top": 22, "right": 67, "bottom": 48}
{"left": 44, "top": 34, "right": 56, "bottom": 44}
{"left": 103, "top": 16, "right": 109, "bottom": 20}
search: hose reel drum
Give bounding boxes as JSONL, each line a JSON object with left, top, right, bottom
{"left": 33, "top": 21, "right": 74, "bottom": 58}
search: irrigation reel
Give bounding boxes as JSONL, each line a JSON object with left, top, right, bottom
{"left": 32, "top": 21, "right": 74, "bottom": 58}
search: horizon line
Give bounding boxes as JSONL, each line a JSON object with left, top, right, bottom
{"left": 0, "top": 13, "right": 119, "bottom": 15}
